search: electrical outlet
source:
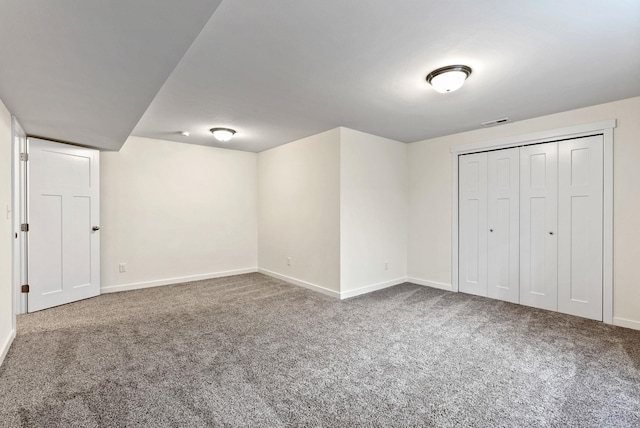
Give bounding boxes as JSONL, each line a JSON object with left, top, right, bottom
{"left": 119, "top": 263, "right": 127, "bottom": 273}
{"left": 287, "top": 257, "right": 292, "bottom": 266}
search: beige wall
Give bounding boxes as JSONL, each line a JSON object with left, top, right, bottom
{"left": 0, "top": 98, "right": 14, "bottom": 364}
{"left": 340, "top": 128, "right": 408, "bottom": 294}
{"left": 408, "top": 96, "right": 640, "bottom": 328}
{"left": 101, "top": 136, "right": 258, "bottom": 291}
{"left": 258, "top": 128, "right": 341, "bottom": 294}
{"left": 258, "top": 127, "right": 408, "bottom": 297}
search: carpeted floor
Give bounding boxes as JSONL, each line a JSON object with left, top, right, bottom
{"left": 0, "top": 273, "right": 639, "bottom": 427}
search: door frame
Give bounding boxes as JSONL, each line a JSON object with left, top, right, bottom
{"left": 11, "top": 116, "right": 27, "bottom": 316}
{"left": 450, "top": 119, "right": 615, "bottom": 325}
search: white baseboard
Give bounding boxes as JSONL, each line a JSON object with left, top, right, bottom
{"left": 256, "top": 271, "right": 452, "bottom": 300}
{"left": 0, "top": 329, "right": 16, "bottom": 368}
{"left": 406, "top": 277, "right": 453, "bottom": 292}
{"left": 101, "top": 268, "right": 258, "bottom": 294}
{"left": 340, "top": 278, "right": 406, "bottom": 299}
{"left": 613, "top": 317, "right": 640, "bottom": 331}
{"left": 257, "top": 268, "right": 340, "bottom": 299}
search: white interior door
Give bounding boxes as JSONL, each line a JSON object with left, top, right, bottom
{"left": 558, "top": 135, "right": 603, "bottom": 320}
{"left": 459, "top": 152, "right": 488, "bottom": 297}
{"left": 27, "top": 138, "right": 100, "bottom": 312}
{"left": 520, "top": 142, "right": 557, "bottom": 311}
{"left": 487, "top": 148, "right": 520, "bottom": 303}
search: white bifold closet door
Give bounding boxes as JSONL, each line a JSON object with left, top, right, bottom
{"left": 487, "top": 148, "right": 520, "bottom": 303}
{"left": 459, "top": 148, "right": 519, "bottom": 302}
{"left": 557, "top": 135, "right": 603, "bottom": 320}
{"left": 519, "top": 142, "right": 558, "bottom": 312}
{"left": 459, "top": 135, "right": 604, "bottom": 321}
{"left": 459, "top": 153, "right": 488, "bottom": 297}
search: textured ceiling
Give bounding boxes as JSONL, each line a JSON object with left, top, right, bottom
{"left": 1, "top": 1, "right": 639, "bottom": 152}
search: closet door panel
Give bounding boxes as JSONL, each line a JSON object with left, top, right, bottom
{"left": 459, "top": 153, "right": 488, "bottom": 297}
{"left": 520, "top": 143, "right": 558, "bottom": 311}
{"left": 558, "top": 135, "right": 603, "bottom": 320}
{"left": 487, "top": 148, "right": 519, "bottom": 303}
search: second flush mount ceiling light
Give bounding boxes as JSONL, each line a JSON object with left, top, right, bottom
{"left": 426, "top": 65, "right": 472, "bottom": 93}
{"left": 210, "top": 127, "right": 236, "bottom": 142}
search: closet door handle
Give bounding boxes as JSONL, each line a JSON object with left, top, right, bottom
{"left": 549, "top": 231, "right": 554, "bottom": 235}
{"left": 489, "top": 229, "right": 494, "bottom": 232}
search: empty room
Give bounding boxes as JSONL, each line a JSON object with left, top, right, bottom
{"left": 0, "top": 1, "right": 639, "bottom": 426}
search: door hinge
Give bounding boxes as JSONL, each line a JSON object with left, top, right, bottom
{"left": 21, "top": 284, "right": 29, "bottom": 293}
{"left": 20, "top": 153, "right": 29, "bottom": 161}
{"left": 21, "top": 223, "right": 29, "bottom": 232}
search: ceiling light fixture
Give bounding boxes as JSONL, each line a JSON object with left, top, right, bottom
{"left": 426, "top": 65, "right": 472, "bottom": 93}
{"left": 180, "top": 131, "right": 190, "bottom": 137}
{"left": 210, "top": 127, "right": 236, "bottom": 142}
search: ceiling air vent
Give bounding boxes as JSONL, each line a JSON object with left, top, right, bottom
{"left": 481, "top": 117, "right": 510, "bottom": 127}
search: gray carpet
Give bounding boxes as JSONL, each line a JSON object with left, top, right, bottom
{"left": 0, "top": 273, "right": 639, "bottom": 427}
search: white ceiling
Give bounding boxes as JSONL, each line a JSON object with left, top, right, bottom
{"left": 2, "top": 1, "right": 640, "bottom": 152}
{"left": 0, "top": 0, "right": 223, "bottom": 151}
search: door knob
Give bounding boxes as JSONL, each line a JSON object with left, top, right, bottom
{"left": 489, "top": 229, "right": 494, "bottom": 232}
{"left": 549, "top": 231, "right": 554, "bottom": 235}
{"left": 92, "top": 226, "right": 100, "bottom": 231}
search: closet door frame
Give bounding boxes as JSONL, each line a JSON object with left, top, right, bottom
{"left": 450, "top": 119, "right": 615, "bottom": 324}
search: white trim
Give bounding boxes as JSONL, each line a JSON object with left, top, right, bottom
{"left": 11, "top": 117, "right": 19, "bottom": 320}
{"left": 451, "top": 152, "right": 459, "bottom": 292}
{"left": 613, "top": 317, "right": 640, "bottom": 331}
{"left": 257, "top": 268, "right": 340, "bottom": 298}
{"left": 407, "top": 277, "right": 453, "bottom": 292}
{"left": 0, "top": 329, "right": 16, "bottom": 368}
{"left": 340, "top": 278, "right": 406, "bottom": 299}
{"left": 450, "top": 119, "right": 617, "bottom": 154}
{"left": 451, "top": 119, "right": 616, "bottom": 323}
{"left": 602, "top": 128, "right": 614, "bottom": 325}
{"left": 101, "top": 268, "right": 257, "bottom": 294}
{"left": 11, "top": 116, "right": 26, "bottom": 316}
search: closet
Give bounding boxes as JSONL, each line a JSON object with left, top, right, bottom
{"left": 458, "top": 135, "right": 604, "bottom": 321}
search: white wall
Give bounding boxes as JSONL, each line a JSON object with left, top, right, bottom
{"left": 101, "top": 136, "right": 258, "bottom": 291}
{"left": 340, "top": 128, "right": 407, "bottom": 296}
{"left": 408, "top": 96, "right": 640, "bottom": 329}
{"left": 0, "top": 98, "right": 15, "bottom": 365}
{"left": 258, "top": 128, "right": 341, "bottom": 295}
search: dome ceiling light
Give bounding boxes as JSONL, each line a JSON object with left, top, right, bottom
{"left": 426, "top": 65, "right": 472, "bottom": 93}
{"left": 210, "top": 127, "right": 236, "bottom": 142}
